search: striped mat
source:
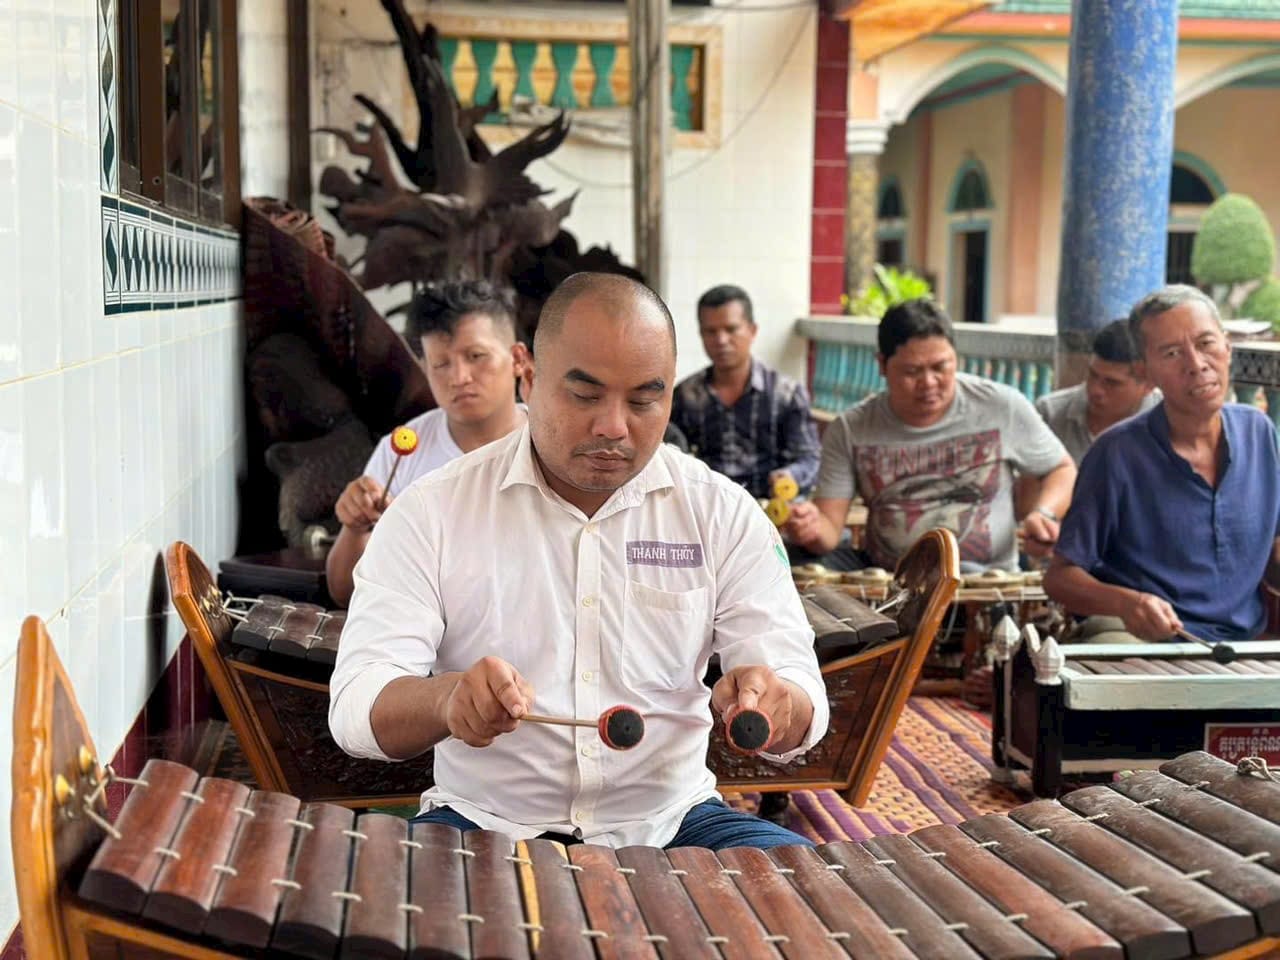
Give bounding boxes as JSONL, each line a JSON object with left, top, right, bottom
{"left": 726, "top": 696, "right": 1027, "bottom": 843}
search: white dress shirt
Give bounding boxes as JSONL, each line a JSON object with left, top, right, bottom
{"left": 329, "top": 425, "right": 828, "bottom": 848}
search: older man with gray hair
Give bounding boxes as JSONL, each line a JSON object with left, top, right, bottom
{"left": 1045, "top": 284, "right": 1280, "bottom": 644}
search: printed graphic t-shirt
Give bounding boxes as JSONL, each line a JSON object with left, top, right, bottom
{"left": 815, "top": 373, "right": 1068, "bottom": 570}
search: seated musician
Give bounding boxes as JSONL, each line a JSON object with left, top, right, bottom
{"left": 784, "top": 298, "right": 1076, "bottom": 572}
{"left": 325, "top": 280, "right": 529, "bottom": 606}
{"left": 330, "top": 272, "right": 828, "bottom": 851}
{"left": 1044, "top": 285, "right": 1280, "bottom": 644}
{"left": 670, "top": 284, "right": 821, "bottom": 499}
{"left": 1034, "top": 318, "right": 1158, "bottom": 466}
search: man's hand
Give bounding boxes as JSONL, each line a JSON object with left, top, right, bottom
{"left": 711, "top": 665, "right": 811, "bottom": 753}
{"left": 444, "top": 656, "right": 535, "bottom": 747}
{"left": 335, "top": 476, "right": 390, "bottom": 530}
{"left": 1022, "top": 510, "right": 1061, "bottom": 559}
{"left": 1121, "top": 592, "right": 1183, "bottom": 641}
{"left": 782, "top": 500, "right": 825, "bottom": 551}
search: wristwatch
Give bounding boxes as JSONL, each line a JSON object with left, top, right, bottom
{"left": 1034, "top": 506, "right": 1060, "bottom": 523}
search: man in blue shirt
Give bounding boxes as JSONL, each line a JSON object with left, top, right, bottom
{"left": 1045, "top": 285, "right": 1280, "bottom": 644}
{"left": 670, "top": 285, "right": 820, "bottom": 499}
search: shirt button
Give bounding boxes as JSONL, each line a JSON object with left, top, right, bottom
{"left": 580, "top": 746, "right": 591, "bottom": 757}
{"left": 581, "top": 671, "right": 593, "bottom": 682}
{"left": 586, "top": 522, "right": 598, "bottom": 534}
{"left": 573, "top": 811, "right": 585, "bottom": 824}
{"left": 582, "top": 596, "right": 594, "bottom": 608}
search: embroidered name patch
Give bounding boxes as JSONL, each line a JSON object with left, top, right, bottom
{"left": 625, "top": 540, "right": 705, "bottom": 568}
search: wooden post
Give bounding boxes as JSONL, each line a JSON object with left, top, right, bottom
{"left": 286, "top": 0, "right": 312, "bottom": 213}
{"left": 627, "top": 0, "right": 668, "bottom": 295}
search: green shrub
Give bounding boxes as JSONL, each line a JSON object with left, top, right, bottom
{"left": 1191, "top": 193, "right": 1275, "bottom": 286}
{"left": 1242, "top": 277, "right": 1280, "bottom": 332}
{"left": 846, "top": 264, "right": 933, "bottom": 318}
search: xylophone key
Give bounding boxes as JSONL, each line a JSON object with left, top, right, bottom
{"left": 79, "top": 758, "right": 201, "bottom": 914}
{"left": 272, "top": 802, "right": 356, "bottom": 959}
{"left": 1062, "top": 785, "right": 1280, "bottom": 935}
{"left": 467, "top": 830, "right": 532, "bottom": 960}
{"left": 666, "top": 845, "right": 785, "bottom": 960}
{"left": 1119, "top": 658, "right": 1168, "bottom": 676}
{"left": 204, "top": 789, "right": 302, "bottom": 948}
{"left": 818, "top": 841, "right": 983, "bottom": 960}
{"left": 911, "top": 823, "right": 1123, "bottom": 960}
{"left": 615, "top": 845, "right": 722, "bottom": 959}
{"left": 307, "top": 610, "right": 345, "bottom": 666}
{"left": 406, "top": 822, "right": 469, "bottom": 960}
{"left": 143, "top": 776, "right": 252, "bottom": 933}
{"left": 960, "top": 814, "right": 1190, "bottom": 960}
{"left": 1010, "top": 800, "right": 1256, "bottom": 955}
{"left": 716, "top": 846, "right": 847, "bottom": 959}
{"left": 522, "top": 838, "right": 596, "bottom": 960}
{"left": 1238, "top": 658, "right": 1280, "bottom": 675}
{"left": 767, "top": 845, "right": 916, "bottom": 960}
{"left": 865, "top": 832, "right": 1056, "bottom": 960}
{"left": 269, "top": 604, "right": 326, "bottom": 659}
{"left": 341, "top": 813, "right": 410, "bottom": 960}
{"left": 567, "top": 844, "right": 660, "bottom": 960}
{"left": 1110, "top": 771, "right": 1280, "bottom": 874}
{"left": 1160, "top": 751, "right": 1280, "bottom": 824}
{"left": 231, "top": 598, "right": 291, "bottom": 650}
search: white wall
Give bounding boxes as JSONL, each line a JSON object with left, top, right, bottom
{"left": 0, "top": 0, "right": 290, "bottom": 940}
{"left": 240, "top": 0, "right": 291, "bottom": 199}
{"left": 312, "top": 0, "right": 816, "bottom": 381}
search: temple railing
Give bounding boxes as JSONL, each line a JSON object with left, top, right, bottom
{"left": 799, "top": 316, "right": 1280, "bottom": 428}
{"left": 426, "top": 13, "right": 722, "bottom": 148}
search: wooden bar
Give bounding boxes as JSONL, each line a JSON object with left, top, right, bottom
{"left": 819, "top": 840, "right": 984, "bottom": 960}
{"left": 308, "top": 611, "right": 346, "bottom": 666}
{"left": 568, "top": 843, "right": 660, "bottom": 960}
{"left": 1110, "top": 772, "right": 1280, "bottom": 874}
{"left": 269, "top": 604, "right": 326, "bottom": 659}
{"left": 666, "top": 845, "right": 783, "bottom": 960}
{"left": 522, "top": 839, "right": 595, "bottom": 960}
{"left": 768, "top": 845, "right": 916, "bottom": 960}
{"left": 205, "top": 789, "right": 302, "bottom": 948}
{"left": 866, "top": 832, "right": 1055, "bottom": 960}
{"left": 1010, "top": 800, "right": 1256, "bottom": 955}
{"left": 911, "top": 823, "right": 1123, "bottom": 960}
{"left": 1161, "top": 751, "right": 1280, "bottom": 824}
{"left": 341, "top": 812, "right": 410, "bottom": 959}
{"left": 467, "top": 829, "right": 531, "bottom": 960}
{"left": 960, "top": 814, "right": 1191, "bottom": 960}
{"left": 717, "top": 846, "right": 845, "bottom": 960}
{"left": 231, "top": 600, "right": 288, "bottom": 651}
{"left": 272, "top": 802, "right": 357, "bottom": 959}
{"left": 615, "top": 845, "right": 721, "bottom": 959}
{"left": 1062, "top": 785, "right": 1280, "bottom": 935}
{"left": 79, "top": 759, "right": 201, "bottom": 914}
{"left": 407, "top": 822, "right": 470, "bottom": 960}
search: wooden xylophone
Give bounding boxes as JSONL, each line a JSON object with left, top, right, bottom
{"left": 73, "top": 750, "right": 1280, "bottom": 960}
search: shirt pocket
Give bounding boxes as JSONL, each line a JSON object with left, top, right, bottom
{"left": 623, "top": 580, "right": 709, "bottom": 692}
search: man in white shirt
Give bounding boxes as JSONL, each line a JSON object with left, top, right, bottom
{"left": 330, "top": 272, "right": 828, "bottom": 850}
{"left": 326, "top": 281, "right": 529, "bottom": 606}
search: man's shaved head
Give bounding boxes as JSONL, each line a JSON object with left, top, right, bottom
{"left": 533, "top": 272, "right": 676, "bottom": 360}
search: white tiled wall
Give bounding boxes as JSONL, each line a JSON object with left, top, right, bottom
{"left": 0, "top": 0, "right": 291, "bottom": 941}
{"left": 312, "top": 0, "right": 817, "bottom": 382}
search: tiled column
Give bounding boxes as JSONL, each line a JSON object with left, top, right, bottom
{"left": 844, "top": 120, "right": 888, "bottom": 298}
{"left": 1056, "top": 0, "right": 1177, "bottom": 387}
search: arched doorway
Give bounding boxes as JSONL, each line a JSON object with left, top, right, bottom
{"left": 876, "top": 178, "right": 906, "bottom": 268}
{"left": 1166, "top": 154, "right": 1224, "bottom": 284}
{"left": 948, "top": 160, "right": 992, "bottom": 325}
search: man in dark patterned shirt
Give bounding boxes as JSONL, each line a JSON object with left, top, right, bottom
{"left": 670, "top": 285, "right": 821, "bottom": 499}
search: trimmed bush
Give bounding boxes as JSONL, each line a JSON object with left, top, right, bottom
{"left": 1242, "top": 277, "right": 1280, "bottom": 332}
{"left": 1191, "top": 193, "right": 1276, "bottom": 286}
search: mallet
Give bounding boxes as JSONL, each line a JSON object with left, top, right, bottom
{"left": 378, "top": 425, "right": 419, "bottom": 510}
{"left": 725, "top": 707, "right": 773, "bottom": 753}
{"left": 521, "top": 704, "right": 645, "bottom": 751}
{"left": 1175, "top": 626, "right": 1237, "bottom": 664}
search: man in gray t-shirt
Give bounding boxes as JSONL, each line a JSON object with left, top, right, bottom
{"left": 1033, "top": 319, "right": 1156, "bottom": 466}
{"left": 786, "top": 300, "right": 1075, "bottom": 571}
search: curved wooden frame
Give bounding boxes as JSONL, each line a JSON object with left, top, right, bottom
{"left": 712, "top": 528, "right": 961, "bottom": 806}
{"left": 164, "top": 541, "right": 431, "bottom": 808}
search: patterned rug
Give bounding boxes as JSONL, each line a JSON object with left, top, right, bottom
{"left": 207, "top": 697, "right": 1028, "bottom": 839}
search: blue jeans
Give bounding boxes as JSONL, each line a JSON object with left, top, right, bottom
{"left": 410, "top": 799, "right": 813, "bottom": 851}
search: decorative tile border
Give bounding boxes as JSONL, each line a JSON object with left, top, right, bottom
{"left": 97, "top": 0, "right": 118, "bottom": 192}
{"left": 101, "top": 195, "right": 240, "bottom": 314}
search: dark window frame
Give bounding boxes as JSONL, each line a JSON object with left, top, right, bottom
{"left": 116, "top": 0, "right": 241, "bottom": 229}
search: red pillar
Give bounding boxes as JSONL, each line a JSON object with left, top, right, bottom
{"left": 809, "top": 17, "right": 850, "bottom": 315}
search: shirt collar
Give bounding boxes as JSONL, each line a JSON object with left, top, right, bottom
{"left": 499, "top": 423, "right": 676, "bottom": 518}
{"left": 700, "top": 357, "right": 765, "bottom": 396}
{"left": 1146, "top": 401, "right": 1237, "bottom": 472}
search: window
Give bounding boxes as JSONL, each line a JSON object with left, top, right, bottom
{"left": 116, "top": 0, "right": 239, "bottom": 226}
{"left": 947, "top": 161, "right": 992, "bottom": 324}
{"left": 877, "top": 182, "right": 903, "bottom": 219}
{"left": 876, "top": 179, "right": 906, "bottom": 268}
{"left": 1166, "top": 158, "right": 1220, "bottom": 285}
{"left": 951, "top": 168, "right": 990, "bottom": 212}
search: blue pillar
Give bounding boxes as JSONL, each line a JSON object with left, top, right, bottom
{"left": 1055, "top": 0, "right": 1178, "bottom": 386}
